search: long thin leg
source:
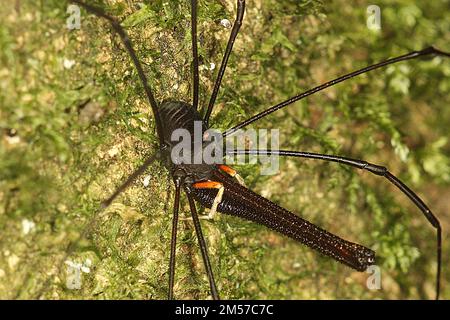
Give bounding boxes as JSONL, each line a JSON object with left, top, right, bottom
{"left": 71, "top": 0, "right": 164, "bottom": 143}
{"left": 191, "top": 0, "right": 199, "bottom": 110}
{"left": 185, "top": 187, "right": 220, "bottom": 300}
{"left": 30, "top": 152, "right": 159, "bottom": 298}
{"left": 29, "top": 153, "right": 157, "bottom": 298}
{"left": 168, "top": 177, "right": 181, "bottom": 300}
{"left": 203, "top": 0, "right": 245, "bottom": 126}
{"left": 162, "top": 173, "right": 173, "bottom": 214}
{"left": 228, "top": 149, "right": 442, "bottom": 299}
{"left": 223, "top": 46, "right": 450, "bottom": 137}
{"left": 101, "top": 153, "right": 159, "bottom": 208}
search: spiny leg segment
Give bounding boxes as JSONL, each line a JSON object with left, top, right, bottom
{"left": 192, "top": 181, "right": 224, "bottom": 220}
{"left": 219, "top": 45, "right": 449, "bottom": 299}
{"left": 227, "top": 149, "right": 442, "bottom": 299}
{"left": 185, "top": 165, "right": 245, "bottom": 220}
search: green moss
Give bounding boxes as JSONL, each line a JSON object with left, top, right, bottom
{"left": 0, "top": 0, "right": 449, "bottom": 299}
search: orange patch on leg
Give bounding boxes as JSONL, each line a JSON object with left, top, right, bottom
{"left": 193, "top": 181, "right": 223, "bottom": 189}
{"left": 192, "top": 180, "right": 224, "bottom": 220}
{"left": 218, "top": 165, "right": 237, "bottom": 177}
{"left": 218, "top": 165, "right": 246, "bottom": 186}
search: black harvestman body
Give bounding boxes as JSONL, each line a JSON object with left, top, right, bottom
{"left": 36, "top": 0, "right": 449, "bottom": 299}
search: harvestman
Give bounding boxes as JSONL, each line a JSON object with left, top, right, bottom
{"left": 40, "top": 0, "right": 449, "bottom": 299}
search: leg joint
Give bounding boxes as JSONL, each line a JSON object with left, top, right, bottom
{"left": 363, "top": 162, "right": 388, "bottom": 176}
